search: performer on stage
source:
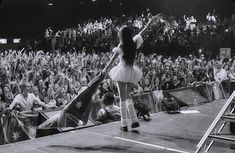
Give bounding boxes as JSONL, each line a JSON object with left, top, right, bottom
{"left": 102, "top": 14, "right": 162, "bottom": 131}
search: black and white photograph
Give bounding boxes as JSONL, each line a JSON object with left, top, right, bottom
{"left": 0, "top": 0, "right": 235, "bottom": 152}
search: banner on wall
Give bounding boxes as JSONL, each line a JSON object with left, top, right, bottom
{"left": 220, "top": 48, "right": 231, "bottom": 59}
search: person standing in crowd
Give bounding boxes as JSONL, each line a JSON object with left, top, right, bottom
{"left": 184, "top": 15, "right": 191, "bottom": 31}
{"left": 213, "top": 62, "right": 228, "bottom": 99}
{"left": 2, "top": 85, "right": 14, "bottom": 107}
{"left": 206, "top": 10, "right": 217, "bottom": 24}
{"left": 8, "top": 82, "right": 56, "bottom": 111}
{"left": 102, "top": 14, "right": 162, "bottom": 131}
{"left": 214, "top": 61, "right": 227, "bottom": 82}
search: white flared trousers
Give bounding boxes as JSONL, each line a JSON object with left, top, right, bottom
{"left": 120, "top": 98, "right": 138, "bottom": 126}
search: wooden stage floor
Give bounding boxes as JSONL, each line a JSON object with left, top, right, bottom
{"left": 1, "top": 99, "right": 235, "bottom": 153}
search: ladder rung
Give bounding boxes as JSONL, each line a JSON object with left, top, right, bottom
{"left": 221, "top": 115, "right": 235, "bottom": 121}
{"left": 209, "top": 134, "right": 235, "bottom": 142}
{"left": 226, "top": 114, "right": 235, "bottom": 116}
{"left": 196, "top": 91, "right": 235, "bottom": 153}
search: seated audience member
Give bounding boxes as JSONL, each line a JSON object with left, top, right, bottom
{"left": 8, "top": 82, "right": 56, "bottom": 112}
{"left": 96, "top": 92, "right": 120, "bottom": 124}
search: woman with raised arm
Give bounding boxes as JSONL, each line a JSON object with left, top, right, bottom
{"left": 102, "top": 14, "right": 162, "bottom": 131}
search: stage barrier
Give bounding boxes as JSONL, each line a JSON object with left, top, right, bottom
{"left": 37, "top": 109, "right": 96, "bottom": 138}
{"left": 0, "top": 81, "right": 232, "bottom": 143}
{"left": 89, "top": 81, "right": 231, "bottom": 122}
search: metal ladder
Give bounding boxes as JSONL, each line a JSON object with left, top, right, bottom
{"left": 195, "top": 91, "right": 235, "bottom": 153}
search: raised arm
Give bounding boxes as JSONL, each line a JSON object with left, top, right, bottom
{"left": 138, "top": 13, "right": 162, "bottom": 36}
{"left": 33, "top": 94, "right": 56, "bottom": 109}
{"left": 9, "top": 97, "right": 18, "bottom": 110}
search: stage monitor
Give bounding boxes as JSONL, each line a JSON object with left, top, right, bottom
{"left": 13, "top": 38, "right": 21, "bottom": 43}
{"left": 0, "top": 39, "right": 7, "bottom": 44}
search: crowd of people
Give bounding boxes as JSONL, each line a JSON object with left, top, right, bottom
{"left": 0, "top": 48, "right": 234, "bottom": 112}
{"left": 43, "top": 10, "right": 235, "bottom": 56}
{"left": 0, "top": 10, "right": 235, "bottom": 119}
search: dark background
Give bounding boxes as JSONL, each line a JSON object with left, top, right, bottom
{"left": 0, "top": 0, "right": 235, "bottom": 39}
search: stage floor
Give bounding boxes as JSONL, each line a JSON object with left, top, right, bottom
{"left": 1, "top": 99, "right": 235, "bottom": 153}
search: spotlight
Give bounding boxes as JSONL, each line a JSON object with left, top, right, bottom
{"left": 48, "top": 3, "right": 53, "bottom": 6}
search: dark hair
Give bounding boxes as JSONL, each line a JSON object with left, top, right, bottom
{"left": 103, "top": 92, "right": 115, "bottom": 106}
{"left": 19, "top": 82, "right": 28, "bottom": 90}
{"left": 119, "top": 26, "right": 136, "bottom": 66}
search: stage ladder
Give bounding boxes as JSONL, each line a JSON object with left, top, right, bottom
{"left": 195, "top": 91, "right": 235, "bottom": 153}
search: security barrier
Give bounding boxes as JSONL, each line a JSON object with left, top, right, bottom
{"left": 89, "top": 81, "right": 231, "bottom": 122}
{"left": 0, "top": 81, "right": 232, "bottom": 144}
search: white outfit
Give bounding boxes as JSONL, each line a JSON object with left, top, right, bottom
{"left": 207, "top": 15, "right": 212, "bottom": 21}
{"left": 211, "top": 15, "right": 216, "bottom": 22}
{"left": 214, "top": 68, "right": 227, "bottom": 82}
{"left": 9, "top": 93, "right": 40, "bottom": 111}
{"left": 185, "top": 19, "right": 191, "bottom": 30}
{"left": 190, "top": 18, "right": 197, "bottom": 30}
{"left": 109, "top": 34, "right": 143, "bottom": 84}
{"left": 213, "top": 68, "right": 227, "bottom": 100}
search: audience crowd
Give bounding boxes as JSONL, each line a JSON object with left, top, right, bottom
{"left": 0, "top": 48, "right": 235, "bottom": 112}
{"left": 0, "top": 10, "right": 235, "bottom": 113}
{"left": 1, "top": 10, "right": 235, "bottom": 146}
{"left": 43, "top": 10, "right": 235, "bottom": 56}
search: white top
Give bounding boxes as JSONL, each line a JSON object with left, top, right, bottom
{"left": 207, "top": 15, "right": 212, "bottom": 21}
{"left": 9, "top": 93, "right": 41, "bottom": 111}
{"left": 214, "top": 68, "right": 227, "bottom": 82}
{"left": 112, "top": 34, "right": 143, "bottom": 65}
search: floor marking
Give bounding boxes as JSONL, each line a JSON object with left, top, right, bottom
{"left": 114, "top": 136, "right": 190, "bottom": 153}
{"left": 87, "top": 130, "right": 191, "bottom": 153}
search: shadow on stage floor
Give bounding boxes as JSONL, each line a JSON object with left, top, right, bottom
{"left": 1, "top": 99, "right": 235, "bottom": 153}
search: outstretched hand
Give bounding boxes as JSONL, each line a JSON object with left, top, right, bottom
{"left": 151, "top": 13, "right": 163, "bottom": 22}
{"left": 139, "top": 13, "right": 163, "bottom": 36}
